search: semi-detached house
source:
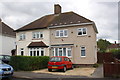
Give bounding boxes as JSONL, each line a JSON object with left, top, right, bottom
{"left": 16, "top": 4, "right": 98, "bottom": 64}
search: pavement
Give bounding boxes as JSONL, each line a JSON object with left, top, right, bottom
{"left": 91, "top": 64, "right": 104, "bottom": 78}
{"left": 13, "top": 65, "right": 104, "bottom": 79}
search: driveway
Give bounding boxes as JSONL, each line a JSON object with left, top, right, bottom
{"left": 33, "top": 67, "right": 96, "bottom": 77}
{"left": 13, "top": 66, "right": 98, "bottom": 79}
{"left": 13, "top": 64, "right": 104, "bottom": 79}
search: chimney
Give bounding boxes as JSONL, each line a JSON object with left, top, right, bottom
{"left": 54, "top": 4, "right": 61, "bottom": 14}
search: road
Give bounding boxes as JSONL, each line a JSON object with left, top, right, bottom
{"left": 1, "top": 77, "right": 120, "bottom": 80}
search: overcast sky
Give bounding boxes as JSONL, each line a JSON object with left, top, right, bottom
{"left": 0, "top": 0, "right": 119, "bottom": 43}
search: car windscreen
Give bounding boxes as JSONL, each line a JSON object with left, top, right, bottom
{"left": 0, "top": 60, "right": 4, "bottom": 64}
{"left": 50, "top": 57, "right": 62, "bottom": 62}
{"left": 0, "top": 56, "right": 3, "bottom": 60}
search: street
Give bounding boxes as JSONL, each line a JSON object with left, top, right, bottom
{"left": 1, "top": 77, "right": 120, "bottom": 80}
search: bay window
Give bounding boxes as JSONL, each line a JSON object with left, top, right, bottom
{"left": 29, "top": 48, "right": 45, "bottom": 56}
{"left": 52, "top": 48, "right": 72, "bottom": 57}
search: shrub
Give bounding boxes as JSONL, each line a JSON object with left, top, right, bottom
{"left": 93, "top": 63, "right": 99, "bottom": 68}
{"left": 110, "top": 49, "right": 120, "bottom": 59}
{"left": 9, "top": 56, "right": 49, "bottom": 71}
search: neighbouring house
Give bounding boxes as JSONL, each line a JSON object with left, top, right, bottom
{"left": 107, "top": 41, "right": 120, "bottom": 52}
{"left": 16, "top": 4, "right": 98, "bottom": 64}
{"left": 0, "top": 19, "right": 16, "bottom": 55}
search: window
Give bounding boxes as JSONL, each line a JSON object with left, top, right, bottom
{"left": 59, "top": 48, "right": 62, "bottom": 56}
{"left": 29, "top": 48, "right": 44, "bottom": 56}
{"left": 67, "top": 48, "right": 72, "bottom": 57}
{"left": 50, "top": 57, "right": 62, "bottom": 62}
{"left": 64, "top": 30, "right": 68, "bottom": 36}
{"left": 63, "top": 48, "right": 66, "bottom": 56}
{"left": 55, "top": 30, "right": 68, "bottom": 37}
{"left": 81, "top": 47, "right": 86, "bottom": 57}
{"left": 56, "top": 30, "right": 59, "bottom": 37}
{"left": 41, "top": 48, "right": 44, "bottom": 56}
{"left": 78, "top": 28, "right": 87, "bottom": 36}
{"left": 19, "top": 34, "right": 25, "bottom": 40}
{"left": 20, "top": 48, "right": 24, "bottom": 56}
{"left": 64, "top": 58, "right": 68, "bottom": 61}
{"left": 33, "top": 32, "right": 43, "bottom": 39}
{"left": 52, "top": 48, "right": 72, "bottom": 57}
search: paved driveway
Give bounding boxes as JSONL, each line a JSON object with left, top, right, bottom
{"left": 13, "top": 65, "right": 104, "bottom": 79}
{"left": 33, "top": 67, "right": 95, "bottom": 77}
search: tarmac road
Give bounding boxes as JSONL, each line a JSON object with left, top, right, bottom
{"left": 1, "top": 77, "right": 120, "bottom": 80}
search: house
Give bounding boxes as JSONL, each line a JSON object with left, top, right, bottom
{"left": 107, "top": 41, "right": 120, "bottom": 51}
{"left": 16, "top": 4, "right": 98, "bottom": 64}
{"left": 0, "top": 19, "right": 16, "bottom": 55}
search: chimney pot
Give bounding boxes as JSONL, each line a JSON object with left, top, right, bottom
{"left": 54, "top": 4, "right": 61, "bottom": 14}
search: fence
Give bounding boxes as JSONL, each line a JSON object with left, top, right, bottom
{"left": 97, "top": 52, "right": 120, "bottom": 77}
{"left": 104, "top": 62, "right": 120, "bottom": 77}
{"left": 97, "top": 52, "right": 114, "bottom": 63}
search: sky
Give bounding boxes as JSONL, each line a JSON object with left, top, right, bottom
{"left": 0, "top": 0, "right": 119, "bottom": 43}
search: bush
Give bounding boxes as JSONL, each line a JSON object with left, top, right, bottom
{"left": 110, "top": 49, "right": 120, "bottom": 59}
{"left": 9, "top": 56, "right": 49, "bottom": 71}
{"left": 93, "top": 63, "right": 99, "bottom": 68}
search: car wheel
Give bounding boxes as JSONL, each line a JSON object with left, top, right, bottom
{"left": 48, "top": 69, "right": 52, "bottom": 72}
{"left": 62, "top": 66, "right": 66, "bottom": 72}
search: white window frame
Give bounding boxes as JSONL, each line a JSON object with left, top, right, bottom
{"left": 19, "top": 33, "right": 26, "bottom": 40}
{"left": 67, "top": 48, "right": 72, "bottom": 57}
{"left": 29, "top": 48, "right": 45, "bottom": 56}
{"left": 55, "top": 29, "right": 68, "bottom": 37}
{"left": 20, "top": 48, "right": 24, "bottom": 56}
{"left": 32, "top": 32, "right": 43, "bottom": 39}
{"left": 80, "top": 46, "right": 86, "bottom": 57}
{"left": 52, "top": 48, "right": 72, "bottom": 57}
{"left": 77, "top": 28, "right": 87, "bottom": 36}
{"left": 55, "top": 30, "right": 60, "bottom": 37}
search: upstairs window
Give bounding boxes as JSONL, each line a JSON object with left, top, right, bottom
{"left": 19, "top": 34, "right": 25, "bottom": 40}
{"left": 33, "top": 32, "right": 43, "bottom": 39}
{"left": 78, "top": 28, "right": 87, "bottom": 36}
{"left": 55, "top": 30, "right": 68, "bottom": 37}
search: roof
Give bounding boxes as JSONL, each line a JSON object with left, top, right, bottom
{"left": 0, "top": 21, "right": 16, "bottom": 37}
{"left": 108, "top": 44, "right": 120, "bottom": 49}
{"left": 28, "top": 41, "right": 49, "bottom": 48}
{"left": 16, "top": 12, "right": 98, "bottom": 33}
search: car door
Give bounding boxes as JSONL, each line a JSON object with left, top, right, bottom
{"left": 67, "top": 58, "right": 72, "bottom": 68}
{"left": 64, "top": 57, "right": 69, "bottom": 68}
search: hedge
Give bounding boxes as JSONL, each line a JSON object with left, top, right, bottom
{"left": 109, "top": 49, "right": 120, "bottom": 59}
{"left": 9, "top": 56, "right": 49, "bottom": 71}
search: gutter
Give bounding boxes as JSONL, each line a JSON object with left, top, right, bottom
{"left": 48, "top": 22, "right": 93, "bottom": 29}
{"left": 48, "top": 22, "right": 98, "bottom": 33}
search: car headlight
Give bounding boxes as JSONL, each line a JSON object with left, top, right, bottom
{"left": 0, "top": 68, "right": 2, "bottom": 72}
{"left": 10, "top": 67, "right": 13, "bottom": 71}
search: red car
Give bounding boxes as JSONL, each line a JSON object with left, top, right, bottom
{"left": 48, "top": 56, "right": 74, "bottom": 72}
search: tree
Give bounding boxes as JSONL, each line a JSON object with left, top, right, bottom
{"left": 97, "top": 39, "right": 111, "bottom": 52}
